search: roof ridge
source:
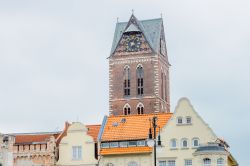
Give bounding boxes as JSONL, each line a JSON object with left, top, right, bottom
{"left": 9, "top": 131, "right": 61, "bottom": 136}
{"left": 117, "top": 17, "right": 162, "bottom": 24}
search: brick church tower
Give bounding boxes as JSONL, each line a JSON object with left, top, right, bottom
{"left": 109, "top": 14, "right": 170, "bottom": 116}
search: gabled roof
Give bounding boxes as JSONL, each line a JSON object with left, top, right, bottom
{"left": 100, "top": 113, "right": 172, "bottom": 142}
{"left": 110, "top": 14, "right": 163, "bottom": 55}
{"left": 14, "top": 132, "right": 61, "bottom": 145}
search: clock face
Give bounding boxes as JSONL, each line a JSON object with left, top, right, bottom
{"left": 124, "top": 33, "right": 142, "bottom": 52}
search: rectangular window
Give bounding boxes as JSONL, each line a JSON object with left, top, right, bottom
{"left": 137, "top": 140, "right": 145, "bottom": 146}
{"left": 72, "top": 146, "right": 82, "bottom": 160}
{"left": 186, "top": 117, "right": 192, "bottom": 124}
{"left": 185, "top": 160, "right": 192, "bottom": 166}
{"left": 119, "top": 141, "right": 128, "bottom": 147}
{"left": 128, "top": 141, "right": 137, "bottom": 147}
{"left": 167, "top": 160, "right": 175, "bottom": 166}
{"left": 159, "top": 161, "right": 166, "bottom": 166}
{"left": 101, "top": 143, "right": 109, "bottom": 148}
{"left": 110, "top": 142, "right": 118, "bottom": 148}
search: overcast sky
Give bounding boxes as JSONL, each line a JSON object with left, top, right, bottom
{"left": 0, "top": 0, "right": 249, "bottom": 165}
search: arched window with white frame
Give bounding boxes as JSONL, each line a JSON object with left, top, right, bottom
{"left": 181, "top": 138, "right": 188, "bottom": 148}
{"left": 203, "top": 158, "right": 211, "bottom": 166}
{"left": 192, "top": 138, "right": 199, "bottom": 148}
{"left": 123, "top": 104, "right": 131, "bottom": 115}
{"left": 136, "top": 65, "right": 144, "bottom": 95}
{"left": 170, "top": 138, "right": 177, "bottom": 149}
{"left": 124, "top": 66, "right": 130, "bottom": 96}
{"left": 217, "top": 158, "right": 224, "bottom": 166}
{"left": 137, "top": 103, "right": 144, "bottom": 115}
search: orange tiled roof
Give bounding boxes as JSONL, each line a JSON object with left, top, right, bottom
{"left": 101, "top": 113, "right": 172, "bottom": 141}
{"left": 86, "top": 124, "right": 101, "bottom": 141}
{"left": 100, "top": 146, "right": 152, "bottom": 155}
{"left": 15, "top": 132, "right": 61, "bottom": 144}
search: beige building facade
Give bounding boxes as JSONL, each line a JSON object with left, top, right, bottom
{"left": 157, "top": 98, "right": 238, "bottom": 166}
{"left": 56, "top": 122, "right": 100, "bottom": 166}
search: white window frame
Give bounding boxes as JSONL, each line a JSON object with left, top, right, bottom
{"left": 181, "top": 138, "right": 188, "bottom": 148}
{"left": 192, "top": 138, "right": 199, "bottom": 148}
{"left": 170, "top": 138, "right": 177, "bottom": 149}
{"left": 101, "top": 142, "right": 110, "bottom": 148}
{"left": 203, "top": 158, "right": 211, "bottom": 166}
{"left": 217, "top": 158, "right": 224, "bottom": 166}
{"left": 72, "top": 146, "right": 82, "bottom": 160}
{"left": 119, "top": 141, "right": 128, "bottom": 147}
{"left": 128, "top": 141, "right": 137, "bottom": 147}
{"left": 177, "top": 117, "right": 183, "bottom": 124}
{"left": 110, "top": 142, "right": 119, "bottom": 148}
{"left": 167, "top": 160, "right": 175, "bottom": 166}
{"left": 185, "top": 159, "right": 192, "bottom": 166}
{"left": 137, "top": 140, "right": 145, "bottom": 146}
{"left": 128, "top": 161, "right": 138, "bottom": 166}
{"left": 159, "top": 161, "right": 166, "bottom": 166}
{"left": 186, "top": 116, "right": 192, "bottom": 124}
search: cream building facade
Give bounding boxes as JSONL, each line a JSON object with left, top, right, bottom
{"left": 56, "top": 122, "right": 99, "bottom": 166}
{"left": 157, "top": 98, "right": 238, "bottom": 166}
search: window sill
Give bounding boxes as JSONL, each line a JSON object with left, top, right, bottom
{"left": 176, "top": 123, "right": 192, "bottom": 126}
{"left": 170, "top": 147, "right": 178, "bottom": 150}
{"left": 181, "top": 147, "right": 189, "bottom": 150}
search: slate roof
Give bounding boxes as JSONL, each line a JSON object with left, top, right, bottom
{"left": 110, "top": 15, "right": 163, "bottom": 55}
{"left": 100, "top": 113, "right": 172, "bottom": 142}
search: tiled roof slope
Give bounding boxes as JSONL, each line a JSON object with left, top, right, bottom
{"left": 86, "top": 124, "right": 101, "bottom": 141}
{"left": 101, "top": 113, "right": 172, "bottom": 141}
{"left": 101, "top": 146, "right": 152, "bottom": 155}
{"left": 110, "top": 15, "right": 163, "bottom": 55}
{"left": 15, "top": 132, "right": 61, "bottom": 144}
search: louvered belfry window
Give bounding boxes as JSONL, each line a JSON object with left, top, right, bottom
{"left": 124, "top": 66, "right": 130, "bottom": 96}
{"left": 137, "top": 65, "right": 144, "bottom": 95}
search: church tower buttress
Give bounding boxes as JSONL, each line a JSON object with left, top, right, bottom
{"left": 109, "top": 15, "right": 170, "bottom": 116}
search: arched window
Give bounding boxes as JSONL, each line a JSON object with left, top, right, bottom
{"left": 203, "top": 158, "right": 211, "bottom": 166}
{"left": 217, "top": 158, "right": 224, "bottom": 166}
{"left": 137, "top": 103, "right": 144, "bottom": 114}
{"left": 181, "top": 138, "right": 188, "bottom": 148}
{"left": 192, "top": 138, "right": 199, "bottom": 147}
{"left": 161, "top": 72, "right": 164, "bottom": 99}
{"left": 137, "top": 65, "right": 144, "bottom": 95}
{"left": 170, "top": 139, "right": 177, "bottom": 149}
{"left": 128, "top": 161, "right": 138, "bottom": 166}
{"left": 124, "top": 66, "right": 130, "bottom": 96}
{"left": 123, "top": 104, "right": 131, "bottom": 115}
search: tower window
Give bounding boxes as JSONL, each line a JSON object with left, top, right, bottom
{"left": 123, "top": 104, "right": 131, "bottom": 115}
{"left": 137, "top": 103, "right": 144, "bottom": 114}
{"left": 137, "top": 65, "right": 144, "bottom": 95}
{"left": 124, "top": 66, "right": 131, "bottom": 96}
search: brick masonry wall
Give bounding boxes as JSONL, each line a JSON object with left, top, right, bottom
{"left": 109, "top": 52, "right": 170, "bottom": 115}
